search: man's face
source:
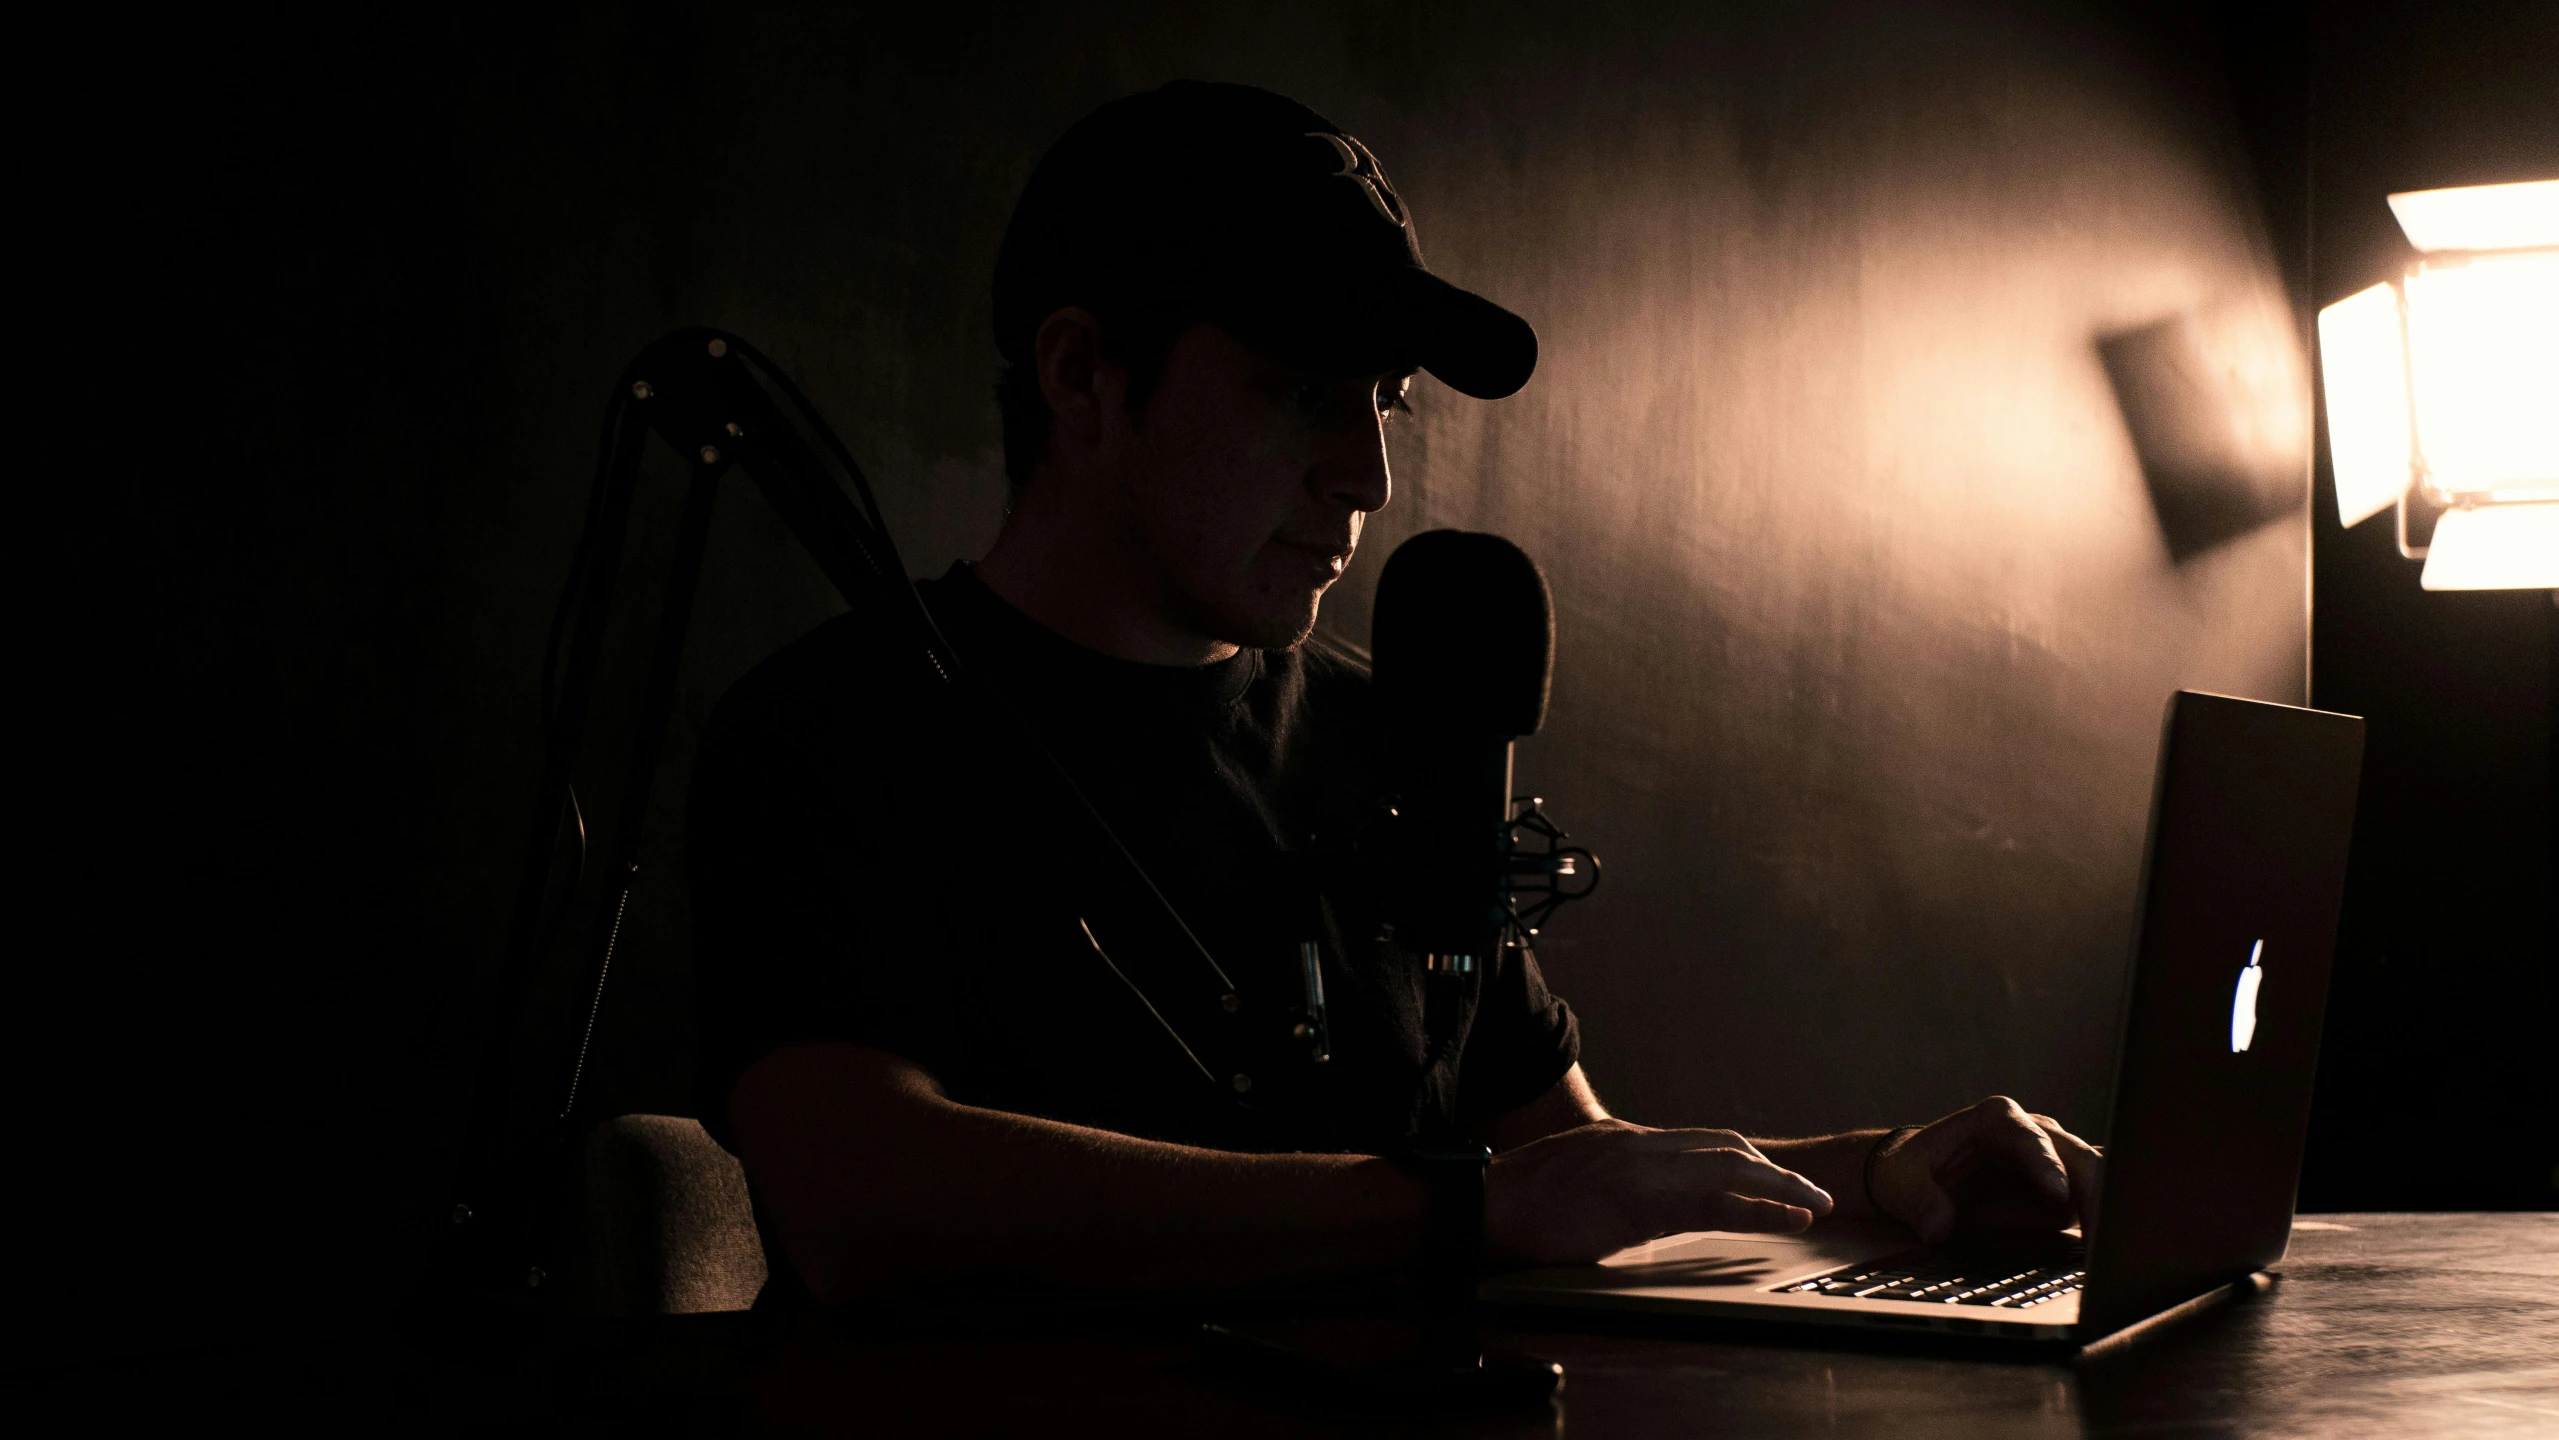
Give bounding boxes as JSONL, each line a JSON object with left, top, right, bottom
{"left": 1118, "top": 324, "right": 1405, "bottom": 651}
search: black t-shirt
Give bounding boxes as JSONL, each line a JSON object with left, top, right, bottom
{"left": 688, "top": 564, "right": 1579, "bottom": 1165}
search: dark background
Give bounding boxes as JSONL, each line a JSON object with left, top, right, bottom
{"left": 22, "top": 0, "right": 2551, "bottom": 1370}
{"left": 2277, "top": 4, "right": 2557, "bottom": 1215}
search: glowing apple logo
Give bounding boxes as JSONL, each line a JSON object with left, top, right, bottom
{"left": 2230, "top": 940, "right": 2265, "bottom": 1053}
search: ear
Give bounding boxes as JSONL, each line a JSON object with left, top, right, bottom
{"left": 1032, "top": 307, "right": 1128, "bottom": 457}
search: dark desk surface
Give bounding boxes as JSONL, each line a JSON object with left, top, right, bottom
{"left": 749, "top": 1213, "right": 2559, "bottom": 1438}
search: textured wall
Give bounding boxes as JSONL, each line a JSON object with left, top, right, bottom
{"left": 1303, "top": 5, "right": 2309, "bottom": 1140}
{"left": 51, "top": 0, "right": 2313, "bottom": 1328}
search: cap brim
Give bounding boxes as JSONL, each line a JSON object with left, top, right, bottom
{"left": 1397, "top": 268, "right": 1539, "bottom": 400}
{"left": 1222, "top": 266, "right": 1538, "bottom": 400}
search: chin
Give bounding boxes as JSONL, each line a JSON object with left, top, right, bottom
{"left": 1207, "top": 587, "right": 1325, "bottom": 652}
{"left": 1231, "top": 607, "right": 1322, "bottom": 652}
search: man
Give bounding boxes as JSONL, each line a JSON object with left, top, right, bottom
{"left": 688, "top": 81, "right": 2100, "bottom": 1312}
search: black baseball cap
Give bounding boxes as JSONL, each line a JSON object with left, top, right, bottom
{"left": 992, "top": 81, "right": 1538, "bottom": 400}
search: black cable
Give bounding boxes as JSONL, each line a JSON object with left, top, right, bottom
{"left": 527, "top": 390, "right": 635, "bottom": 959}
{"left": 532, "top": 787, "right": 586, "bottom": 958}
{"left": 731, "top": 337, "right": 896, "bottom": 542}
{"left": 542, "top": 389, "right": 631, "bottom": 738}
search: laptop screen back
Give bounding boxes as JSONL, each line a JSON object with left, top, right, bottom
{"left": 2079, "top": 691, "right": 2363, "bottom": 1339}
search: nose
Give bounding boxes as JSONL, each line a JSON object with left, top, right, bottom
{"left": 1318, "top": 405, "right": 1394, "bottom": 516}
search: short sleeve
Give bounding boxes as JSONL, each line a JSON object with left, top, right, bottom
{"left": 686, "top": 622, "right": 961, "bottom": 1149}
{"left": 1452, "top": 941, "right": 1581, "bottom": 1129}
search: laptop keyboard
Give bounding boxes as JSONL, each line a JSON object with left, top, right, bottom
{"left": 1778, "top": 1254, "right": 2087, "bottom": 1309}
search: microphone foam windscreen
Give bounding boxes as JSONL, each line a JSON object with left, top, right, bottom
{"left": 1370, "top": 529, "right": 1555, "bottom": 737}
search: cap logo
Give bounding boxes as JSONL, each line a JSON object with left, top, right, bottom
{"left": 1309, "top": 131, "right": 1407, "bottom": 228}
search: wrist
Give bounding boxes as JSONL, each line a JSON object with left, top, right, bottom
{"left": 1864, "top": 1125, "right": 1922, "bottom": 1219}
{"left": 1397, "top": 1140, "right": 1491, "bottom": 1297}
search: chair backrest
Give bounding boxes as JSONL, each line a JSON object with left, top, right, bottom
{"left": 573, "top": 1114, "right": 767, "bottom": 1315}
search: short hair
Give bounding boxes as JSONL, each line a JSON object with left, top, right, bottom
{"left": 995, "top": 306, "right": 1195, "bottom": 488}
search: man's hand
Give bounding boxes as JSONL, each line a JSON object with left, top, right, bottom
{"left": 1484, "top": 1119, "right": 1835, "bottom": 1266}
{"left": 1867, "top": 1096, "right": 2104, "bottom": 1243}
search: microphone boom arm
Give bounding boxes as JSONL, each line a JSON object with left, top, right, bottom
{"left": 438, "top": 329, "right": 1243, "bottom": 1302}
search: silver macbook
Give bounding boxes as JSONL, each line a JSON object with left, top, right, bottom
{"left": 1483, "top": 690, "right": 2365, "bottom": 1349}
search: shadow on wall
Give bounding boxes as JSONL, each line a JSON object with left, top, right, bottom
{"left": 2098, "top": 301, "right": 2310, "bottom": 560}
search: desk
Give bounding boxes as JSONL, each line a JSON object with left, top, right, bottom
{"left": 747, "top": 1213, "right": 2559, "bottom": 1438}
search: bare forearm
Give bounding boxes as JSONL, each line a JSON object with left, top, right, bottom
{"left": 731, "top": 1043, "right": 1426, "bottom": 1304}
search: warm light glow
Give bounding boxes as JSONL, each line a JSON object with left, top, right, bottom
{"left": 2388, "top": 180, "right": 2559, "bottom": 252}
{"left": 2324, "top": 182, "right": 2557, "bottom": 581}
{"left": 2419, "top": 502, "right": 2559, "bottom": 590}
{"left": 2317, "top": 282, "right": 2412, "bottom": 526}
{"left": 2404, "top": 251, "right": 2559, "bottom": 496}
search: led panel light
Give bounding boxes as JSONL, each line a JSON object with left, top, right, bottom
{"left": 2388, "top": 179, "right": 2559, "bottom": 252}
{"left": 2419, "top": 502, "right": 2559, "bottom": 590}
{"left": 2404, "top": 251, "right": 2559, "bottom": 496}
{"left": 2318, "top": 281, "right": 2413, "bottom": 526}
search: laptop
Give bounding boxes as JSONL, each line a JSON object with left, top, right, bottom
{"left": 1482, "top": 690, "right": 2365, "bottom": 1350}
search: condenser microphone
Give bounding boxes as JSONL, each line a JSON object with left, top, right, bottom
{"left": 1369, "top": 529, "right": 1555, "bottom": 972}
